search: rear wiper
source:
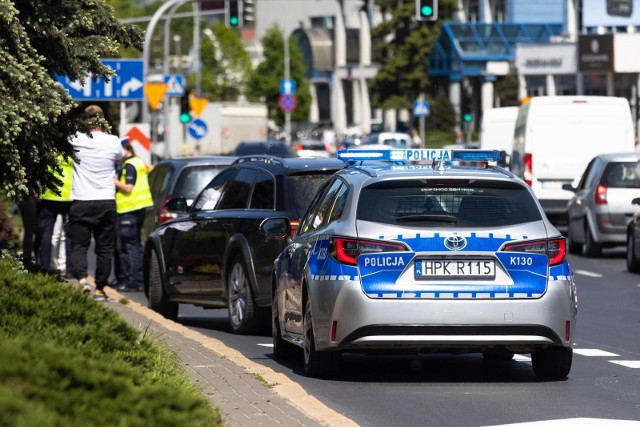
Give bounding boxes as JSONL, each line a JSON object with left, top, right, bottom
{"left": 396, "top": 214, "right": 458, "bottom": 224}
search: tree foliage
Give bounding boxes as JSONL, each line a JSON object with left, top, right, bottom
{"left": 369, "top": 0, "right": 457, "bottom": 111}
{"left": 0, "top": 0, "right": 143, "bottom": 201}
{"left": 196, "top": 23, "right": 253, "bottom": 102}
{"left": 246, "top": 25, "right": 311, "bottom": 125}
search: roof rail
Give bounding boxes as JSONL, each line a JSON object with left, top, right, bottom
{"left": 232, "top": 155, "right": 288, "bottom": 167}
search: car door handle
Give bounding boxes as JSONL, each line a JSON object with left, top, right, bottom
{"left": 223, "top": 223, "right": 233, "bottom": 229}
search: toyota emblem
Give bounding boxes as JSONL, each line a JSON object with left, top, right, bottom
{"left": 444, "top": 235, "right": 467, "bottom": 251}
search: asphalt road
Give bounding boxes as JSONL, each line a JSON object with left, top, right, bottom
{"left": 127, "top": 248, "right": 640, "bottom": 426}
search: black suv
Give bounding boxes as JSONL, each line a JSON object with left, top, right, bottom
{"left": 143, "top": 155, "right": 343, "bottom": 334}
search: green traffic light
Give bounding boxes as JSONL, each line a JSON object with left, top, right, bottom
{"left": 180, "top": 113, "right": 191, "bottom": 124}
{"left": 463, "top": 113, "right": 473, "bottom": 123}
{"left": 421, "top": 5, "right": 433, "bottom": 16}
{"left": 230, "top": 16, "right": 239, "bottom": 26}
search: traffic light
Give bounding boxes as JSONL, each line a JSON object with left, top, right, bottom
{"left": 243, "top": 0, "right": 255, "bottom": 27}
{"left": 225, "top": 0, "right": 242, "bottom": 28}
{"left": 461, "top": 91, "right": 474, "bottom": 126}
{"left": 180, "top": 90, "right": 191, "bottom": 124}
{"left": 416, "top": 0, "right": 438, "bottom": 21}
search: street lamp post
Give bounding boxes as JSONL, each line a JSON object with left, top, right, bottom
{"left": 284, "top": 35, "right": 291, "bottom": 145}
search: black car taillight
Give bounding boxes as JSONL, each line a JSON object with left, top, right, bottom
{"left": 503, "top": 238, "right": 566, "bottom": 266}
{"left": 330, "top": 237, "right": 407, "bottom": 266}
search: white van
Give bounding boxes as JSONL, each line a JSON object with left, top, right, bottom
{"left": 510, "top": 96, "right": 635, "bottom": 225}
{"left": 479, "top": 106, "right": 519, "bottom": 167}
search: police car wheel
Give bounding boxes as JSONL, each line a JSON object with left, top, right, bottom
{"left": 148, "top": 249, "right": 178, "bottom": 321}
{"left": 482, "top": 347, "right": 515, "bottom": 361}
{"left": 626, "top": 232, "right": 640, "bottom": 273}
{"left": 227, "top": 256, "right": 258, "bottom": 334}
{"left": 584, "top": 224, "right": 602, "bottom": 257}
{"left": 272, "top": 287, "right": 299, "bottom": 359}
{"left": 303, "top": 292, "right": 340, "bottom": 377}
{"left": 531, "top": 346, "right": 572, "bottom": 380}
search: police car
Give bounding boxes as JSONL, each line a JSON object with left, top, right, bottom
{"left": 263, "top": 149, "right": 577, "bottom": 379}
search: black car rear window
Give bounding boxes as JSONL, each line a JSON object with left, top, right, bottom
{"left": 357, "top": 179, "right": 541, "bottom": 227}
{"left": 601, "top": 162, "right": 640, "bottom": 188}
{"left": 287, "top": 173, "right": 335, "bottom": 217}
{"left": 173, "top": 165, "right": 225, "bottom": 201}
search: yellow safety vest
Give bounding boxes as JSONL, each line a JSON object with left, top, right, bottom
{"left": 116, "top": 156, "right": 153, "bottom": 214}
{"left": 41, "top": 156, "right": 73, "bottom": 202}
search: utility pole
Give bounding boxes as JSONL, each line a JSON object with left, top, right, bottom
{"left": 284, "top": 34, "right": 291, "bottom": 145}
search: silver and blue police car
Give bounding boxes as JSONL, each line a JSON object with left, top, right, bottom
{"left": 263, "top": 149, "right": 577, "bottom": 379}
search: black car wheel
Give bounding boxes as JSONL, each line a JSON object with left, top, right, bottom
{"left": 227, "top": 255, "right": 259, "bottom": 334}
{"left": 303, "top": 291, "right": 340, "bottom": 378}
{"left": 531, "top": 346, "right": 572, "bottom": 380}
{"left": 627, "top": 231, "right": 640, "bottom": 273}
{"left": 583, "top": 222, "right": 602, "bottom": 257}
{"left": 566, "top": 220, "right": 582, "bottom": 255}
{"left": 272, "top": 286, "right": 299, "bottom": 359}
{"left": 148, "top": 249, "right": 178, "bottom": 321}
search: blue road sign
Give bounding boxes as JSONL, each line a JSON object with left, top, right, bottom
{"left": 280, "top": 79, "right": 296, "bottom": 95}
{"left": 413, "top": 100, "right": 431, "bottom": 117}
{"left": 56, "top": 59, "right": 144, "bottom": 101}
{"left": 188, "top": 119, "right": 208, "bottom": 140}
{"left": 164, "top": 74, "right": 185, "bottom": 96}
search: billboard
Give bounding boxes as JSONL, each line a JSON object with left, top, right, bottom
{"left": 583, "top": 0, "right": 640, "bottom": 27}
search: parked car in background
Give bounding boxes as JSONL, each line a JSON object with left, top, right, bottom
{"left": 234, "top": 141, "right": 292, "bottom": 157}
{"left": 363, "top": 132, "right": 415, "bottom": 148}
{"left": 294, "top": 139, "right": 331, "bottom": 158}
{"left": 143, "top": 156, "right": 344, "bottom": 334}
{"left": 564, "top": 152, "right": 640, "bottom": 257}
{"left": 143, "top": 156, "right": 236, "bottom": 240}
{"left": 267, "top": 148, "right": 576, "bottom": 379}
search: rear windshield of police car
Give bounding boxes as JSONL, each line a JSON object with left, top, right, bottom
{"left": 357, "top": 179, "right": 542, "bottom": 227}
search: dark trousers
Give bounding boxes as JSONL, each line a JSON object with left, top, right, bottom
{"left": 37, "top": 200, "right": 72, "bottom": 274}
{"left": 115, "top": 209, "right": 146, "bottom": 288}
{"left": 17, "top": 196, "right": 39, "bottom": 272}
{"left": 68, "top": 200, "right": 117, "bottom": 291}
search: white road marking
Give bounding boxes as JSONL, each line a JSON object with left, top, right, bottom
{"left": 574, "top": 270, "right": 603, "bottom": 278}
{"left": 258, "top": 343, "right": 274, "bottom": 348}
{"left": 487, "top": 418, "right": 640, "bottom": 426}
{"left": 573, "top": 349, "right": 619, "bottom": 357}
{"left": 610, "top": 360, "right": 640, "bottom": 368}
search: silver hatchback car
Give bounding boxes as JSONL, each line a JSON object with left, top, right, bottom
{"left": 265, "top": 149, "right": 577, "bottom": 379}
{"left": 563, "top": 152, "right": 640, "bottom": 257}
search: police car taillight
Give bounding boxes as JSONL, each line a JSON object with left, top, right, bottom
{"left": 595, "top": 184, "right": 608, "bottom": 205}
{"left": 330, "top": 237, "right": 407, "bottom": 266}
{"left": 524, "top": 153, "right": 533, "bottom": 186}
{"left": 503, "top": 238, "right": 566, "bottom": 266}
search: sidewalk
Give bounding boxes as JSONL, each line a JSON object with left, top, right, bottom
{"left": 102, "top": 286, "right": 358, "bottom": 427}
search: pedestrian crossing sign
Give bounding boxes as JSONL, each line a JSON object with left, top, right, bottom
{"left": 164, "top": 74, "right": 185, "bottom": 97}
{"left": 413, "top": 100, "right": 430, "bottom": 117}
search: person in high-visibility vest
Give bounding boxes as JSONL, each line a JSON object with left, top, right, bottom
{"left": 38, "top": 155, "right": 74, "bottom": 277}
{"left": 114, "top": 143, "right": 153, "bottom": 292}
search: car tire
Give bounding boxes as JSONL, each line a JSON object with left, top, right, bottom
{"left": 566, "top": 222, "right": 582, "bottom": 255}
{"left": 583, "top": 222, "right": 602, "bottom": 257}
{"left": 227, "top": 255, "right": 259, "bottom": 334}
{"left": 148, "top": 249, "right": 178, "bottom": 321}
{"left": 482, "top": 347, "right": 515, "bottom": 361}
{"left": 531, "top": 346, "right": 572, "bottom": 380}
{"left": 626, "top": 231, "right": 640, "bottom": 273}
{"left": 303, "top": 292, "right": 340, "bottom": 378}
{"left": 272, "top": 288, "right": 299, "bottom": 360}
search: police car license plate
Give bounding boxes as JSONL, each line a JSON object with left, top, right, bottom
{"left": 415, "top": 259, "right": 496, "bottom": 279}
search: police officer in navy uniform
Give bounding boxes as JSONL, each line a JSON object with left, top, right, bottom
{"left": 114, "top": 143, "right": 153, "bottom": 292}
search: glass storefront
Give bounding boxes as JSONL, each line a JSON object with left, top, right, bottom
{"left": 554, "top": 75, "right": 577, "bottom": 95}
{"left": 582, "top": 74, "right": 607, "bottom": 96}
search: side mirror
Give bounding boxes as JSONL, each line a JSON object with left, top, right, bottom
{"left": 166, "top": 196, "right": 188, "bottom": 213}
{"left": 562, "top": 183, "right": 576, "bottom": 192}
{"left": 260, "top": 218, "right": 290, "bottom": 239}
{"left": 632, "top": 197, "right": 640, "bottom": 206}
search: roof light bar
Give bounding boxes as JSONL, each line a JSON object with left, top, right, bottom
{"left": 337, "top": 149, "right": 502, "bottom": 164}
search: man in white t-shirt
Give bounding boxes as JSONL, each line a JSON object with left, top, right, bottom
{"left": 67, "top": 105, "right": 124, "bottom": 301}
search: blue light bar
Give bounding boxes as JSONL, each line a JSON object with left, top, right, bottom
{"left": 337, "top": 149, "right": 502, "bottom": 163}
